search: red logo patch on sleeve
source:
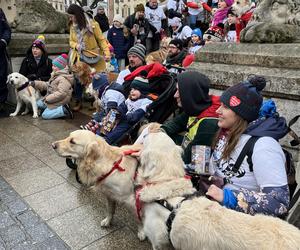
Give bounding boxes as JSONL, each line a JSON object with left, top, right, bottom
{"left": 229, "top": 96, "right": 241, "bottom": 107}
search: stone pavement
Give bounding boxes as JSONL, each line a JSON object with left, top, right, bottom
{"left": 0, "top": 110, "right": 151, "bottom": 250}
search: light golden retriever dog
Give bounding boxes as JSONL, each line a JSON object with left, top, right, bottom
{"left": 137, "top": 133, "right": 300, "bottom": 250}
{"left": 145, "top": 37, "right": 172, "bottom": 64}
{"left": 7, "top": 72, "right": 40, "bottom": 118}
{"left": 136, "top": 132, "right": 196, "bottom": 249}
{"left": 169, "top": 196, "right": 300, "bottom": 250}
{"left": 52, "top": 130, "right": 144, "bottom": 235}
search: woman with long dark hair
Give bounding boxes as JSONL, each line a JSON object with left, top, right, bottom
{"left": 67, "top": 4, "right": 110, "bottom": 111}
{"left": 206, "top": 76, "right": 290, "bottom": 217}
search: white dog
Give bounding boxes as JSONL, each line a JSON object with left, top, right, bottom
{"left": 136, "top": 132, "right": 196, "bottom": 249}
{"left": 137, "top": 134, "right": 300, "bottom": 250}
{"left": 7, "top": 73, "right": 40, "bottom": 118}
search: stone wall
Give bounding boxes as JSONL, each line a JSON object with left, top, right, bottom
{"left": 7, "top": 33, "right": 70, "bottom": 103}
{"left": 192, "top": 43, "right": 300, "bottom": 175}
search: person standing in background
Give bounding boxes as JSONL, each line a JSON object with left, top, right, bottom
{"left": 0, "top": 8, "right": 11, "bottom": 114}
{"left": 94, "top": 6, "right": 109, "bottom": 38}
{"left": 67, "top": 4, "right": 110, "bottom": 111}
{"left": 145, "top": 0, "right": 167, "bottom": 54}
{"left": 107, "top": 15, "right": 130, "bottom": 71}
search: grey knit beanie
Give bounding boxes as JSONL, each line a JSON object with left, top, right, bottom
{"left": 127, "top": 44, "right": 146, "bottom": 62}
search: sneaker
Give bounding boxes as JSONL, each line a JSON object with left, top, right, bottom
{"left": 63, "top": 104, "right": 74, "bottom": 119}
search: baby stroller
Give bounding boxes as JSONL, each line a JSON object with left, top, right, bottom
{"left": 66, "top": 63, "right": 178, "bottom": 170}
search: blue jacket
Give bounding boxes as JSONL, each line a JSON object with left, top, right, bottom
{"left": 107, "top": 26, "right": 130, "bottom": 59}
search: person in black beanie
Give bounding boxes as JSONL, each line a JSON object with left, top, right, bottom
{"left": 0, "top": 8, "right": 11, "bottom": 113}
{"left": 19, "top": 35, "right": 52, "bottom": 83}
{"left": 160, "top": 71, "right": 221, "bottom": 165}
{"left": 205, "top": 75, "right": 290, "bottom": 218}
{"left": 164, "top": 39, "right": 187, "bottom": 72}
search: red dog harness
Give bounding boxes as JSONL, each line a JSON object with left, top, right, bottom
{"left": 96, "top": 149, "right": 139, "bottom": 183}
{"left": 134, "top": 175, "right": 192, "bottom": 221}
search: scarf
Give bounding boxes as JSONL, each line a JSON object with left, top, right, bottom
{"left": 166, "top": 50, "right": 187, "bottom": 65}
{"left": 212, "top": 7, "right": 230, "bottom": 26}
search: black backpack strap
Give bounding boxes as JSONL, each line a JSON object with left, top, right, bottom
{"left": 231, "top": 136, "right": 260, "bottom": 174}
{"left": 288, "top": 115, "right": 300, "bottom": 147}
{"left": 289, "top": 187, "right": 300, "bottom": 210}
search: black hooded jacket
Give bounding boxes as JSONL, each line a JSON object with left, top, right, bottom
{"left": 94, "top": 13, "right": 109, "bottom": 33}
{"left": 19, "top": 47, "right": 52, "bottom": 81}
{"left": 177, "top": 71, "right": 212, "bottom": 116}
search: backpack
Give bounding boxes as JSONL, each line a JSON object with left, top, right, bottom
{"left": 233, "top": 115, "right": 300, "bottom": 210}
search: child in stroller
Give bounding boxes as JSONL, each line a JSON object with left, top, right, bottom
{"left": 80, "top": 73, "right": 125, "bottom": 132}
{"left": 83, "top": 71, "right": 153, "bottom": 145}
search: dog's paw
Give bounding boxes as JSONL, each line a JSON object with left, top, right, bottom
{"left": 137, "top": 229, "right": 146, "bottom": 241}
{"left": 100, "top": 217, "right": 111, "bottom": 227}
{"left": 9, "top": 113, "right": 17, "bottom": 117}
{"left": 32, "top": 114, "right": 39, "bottom": 118}
{"left": 21, "top": 111, "right": 29, "bottom": 116}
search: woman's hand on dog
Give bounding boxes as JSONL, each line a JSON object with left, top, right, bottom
{"left": 206, "top": 184, "right": 224, "bottom": 203}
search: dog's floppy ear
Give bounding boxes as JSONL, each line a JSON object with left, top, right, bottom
{"left": 83, "top": 141, "right": 100, "bottom": 170}
{"left": 6, "top": 74, "right": 11, "bottom": 84}
{"left": 140, "top": 150, "right": 158, "bottom": 180}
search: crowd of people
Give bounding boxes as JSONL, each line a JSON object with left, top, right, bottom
{"left": 0, "top": 0, "right": 295, "bottom": 222}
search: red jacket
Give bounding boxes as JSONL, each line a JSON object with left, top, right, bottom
{"left": 235, "top": 9, "right": 254, "bottom": 42}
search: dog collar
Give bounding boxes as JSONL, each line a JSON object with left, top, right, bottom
{"left": 96, "top": 149, "right": 140, "bottom": 183}
{"left": 17, "top": 81, "right": 30, "bottom": 92}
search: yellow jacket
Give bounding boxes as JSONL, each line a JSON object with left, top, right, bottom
{"left": 69, "top": 20, "right": 110, "bottom": 73}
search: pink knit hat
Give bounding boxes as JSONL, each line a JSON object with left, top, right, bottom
{"left": 53, "top": 54, "right": 68, "bottom": 70}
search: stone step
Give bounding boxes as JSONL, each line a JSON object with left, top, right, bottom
{"left": 8, "top": 33, "right": 69, "bottom": 56}
{"left": 191, "top": 62, "right": 300, "bottom": 101}
{"left": 195, "top": 43, "right": 300, "bottom": 70}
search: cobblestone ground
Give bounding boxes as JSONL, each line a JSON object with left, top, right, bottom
{"left": 0, "top": 107, "right": 151, "bottom": 250}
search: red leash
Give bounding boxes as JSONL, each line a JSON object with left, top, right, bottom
{"left": 96, "top": 149, "right": 140, "bottom": 183}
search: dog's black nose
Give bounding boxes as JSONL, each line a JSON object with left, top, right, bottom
{"left": 51, "top": 143, "right": 57, "bottom": 149}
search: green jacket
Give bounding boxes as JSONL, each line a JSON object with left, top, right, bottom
{"left": 161, "top": 112, "right": 219, "bottom": 164}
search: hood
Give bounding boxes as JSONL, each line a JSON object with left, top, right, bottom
{"left": 198, "top": 95, "right": 220, "bottom": 119}
{"left": 124, "top": 63, "right": 168, "bottom": 81}
{"left": 146, "top": 2, "right": 158, "bottom": 9}
{"left": 177, "top": 71, "right": 212, "bottom": 116}
{"left": 52, "top": 67, "right": 74, "bottom": 85}
{"left": 244, "top": 116, "right": 289, "bottom": 140}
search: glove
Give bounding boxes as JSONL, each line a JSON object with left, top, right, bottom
{"left": 27, "top": 74, "right": 37, "bottom": 81}
{"left": 29, "top": 81, "right": 35, "bottom": 88}
{"left": 0, "top": 40, "right": 6, "bottom": 50}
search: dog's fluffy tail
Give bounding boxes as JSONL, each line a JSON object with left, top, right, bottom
{"left": 140, "top": 178, "right": 196, "bottom": 203}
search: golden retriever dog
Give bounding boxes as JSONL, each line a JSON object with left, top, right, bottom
{"left": 169, "top": 197, "right": 300, "bottom": 250}
{"left": 135, "top": 132, "right": 196, "bottom": 249}
{"left": 51, "top": 130, "right": 145, "bottom": 237}
{"left": 71, "top": 61, "right": 96, "bottom": 87}
{"left": 145, "top": 37, "right": 172, "bottom": 64}
{"left": 137, "top": 133, "right": 300, "bottom": 250}
{"left": 7, "top": 72, "right": 40, "bottom": 118}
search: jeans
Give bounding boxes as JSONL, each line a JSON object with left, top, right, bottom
{"left": 146, "top": 37, "right": 160, "bottom": 54}
{"left": 73, "top": 77, "right": 83, "bottom": 102}
{"left": 189, "top": 15, "right": 197, "bottom": 30}
{"left": 0, "top": 58, "right": 8, "bottom": 103}
{"left": 37, "top": 99, "right": 66, "bottom": 119}
{"left": 117, "top": 59, "right": 126, "bottom": 71}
